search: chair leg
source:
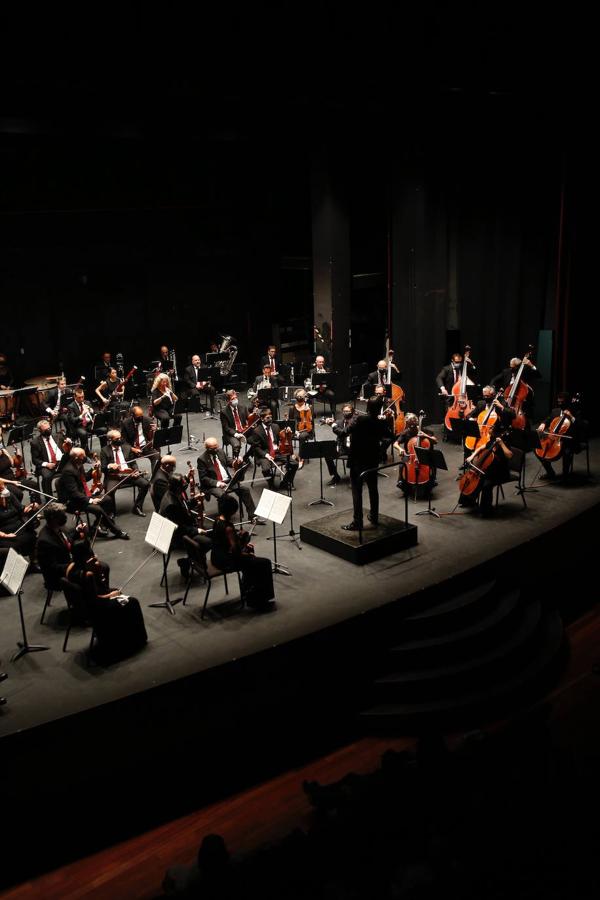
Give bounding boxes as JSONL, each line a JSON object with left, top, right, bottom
{"left": 237, "top": 571, "right": 244, "bottom": 610}
{"left": 86, "top": 629, "right": 96, "bottom": 665}
{"left": 223, "top": 573, "right": 229, "bottom": 595}
{"left": 62, "top": 619, "right": 72, "bottom": 652}
{"left": 182, "top": 572, "right": 193, "bottom": 605}
{"left": 41, "top": 589, "right": 53, "bottom": 624}
{"left": 201, "top": 579, "right": 212, "bottom": 619}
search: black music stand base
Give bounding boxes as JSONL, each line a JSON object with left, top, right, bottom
{"left": 307, "top": 457, "right": 335, "bottom": 508}
{"left": 12, "top": 590, "right": 49, "bottom": 661}
{"left": 415, "top": 493, "right": 441, "bottom": 519}
{"left": 149, "top": 554, "right": 182, "bottom": 615}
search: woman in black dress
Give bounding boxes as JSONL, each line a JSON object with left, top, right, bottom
{"left": 211, "top": 495, "right": 275, "bottom": 612}
{"left": 67, "top": 540, "right": 147, "bottom": 662}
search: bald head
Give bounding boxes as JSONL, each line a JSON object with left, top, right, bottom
{"left": 132, "top": 406, "right": 144, "bottom": 418}
{"left": 205, "top": 437, "right": 219, "bottom": 452}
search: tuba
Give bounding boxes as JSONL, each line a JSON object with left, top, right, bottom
{"left": 216, "top": 334, "right": 238, "bottom": 376}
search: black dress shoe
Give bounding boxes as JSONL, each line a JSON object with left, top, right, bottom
{"left": 0, "top": 672, "right": 7, "bottom": 683}
{"left": 341, "top": 522, "right": 359, "bottom": 531}
{"left": 116, "top": 531, "right": 130, "bottom": 540}
{"left": 327, "top": 475, "right": 341, "bottom": 486}
{"left": 132, "top": 506, "right": 146, "bottom": 517}
{"left": 367, "top": 514, "right": 379, "bottom": 526}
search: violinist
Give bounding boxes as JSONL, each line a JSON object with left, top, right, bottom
{"left": 220, "top": 389, "right": 251, "bottom": 457}
{"left": 0, "top": 477, "right": 40, "bottom": 568}
{"left": 323, "top": 403, "right": 359, "bottom": 485}
{"left": 287, "top": 389, "right": 314, "bottom": 452}
{"left": 247, "top": 408, "right": 298, "bottom": 491}
{"left": 151, "top": 374, "right": 182, "bottom": 430}
{"left": 67, "top": 388, "right": 99, "bottom": 456}
{"left": 211, "top": 494, "right": 275, "bottom": 612}
{"left": 0, "top": 441, "right": 38, "bottom": 502}
{"left": 150, "top": 454, "right": 177, "bottom": 512}
{"left": 491, "top": 356, "right": 540, "bottom": 424}
{"left": 393, "top": 413, "right": 437, "bottom": 496}
{"left": 536, "top": 392, "right": 585, "bottom": 482}
{"left": 30, "top": 419, "right": 68, "bottom": 496}
{"left": 100, "top": 429, "right": 150, "bottom": 517}
{"left": 121, "top": 407, "right": 159, "bottom": 465}
{"left": 56, "top": 448, "right": 129, "bottom": 540}
{"left": 308, "top": 355, "right": 335, "bottom": 415}
{"left": 158, "top": 473, "right": 212, "bottom": 560}
{"left": 184, "top": 354, "right": 216, "bottom": 418}
{"left": 459, "top": 420, "right": 514, "bottom": 517}
{"left": 197, "top": 437, "right": 259, "bottom": 523}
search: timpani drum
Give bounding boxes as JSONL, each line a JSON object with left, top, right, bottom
{"left": 24, "top": 375, "right": 60, "bottom": 417}
{"left": 0, "top": 389, "right": 15, "bottom": 420}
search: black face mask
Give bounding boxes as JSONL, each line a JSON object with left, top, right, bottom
{"left": 209, "top": 449, "right": 217, "bottom": 455}
{"left": 134, "top": 416, "right": 143, "bottom": 423}
{"left": 112, "top": 439, "right": 122, "bottom": 447}
{"left": 343, "top": 412, "right": 352, "bottom": 419}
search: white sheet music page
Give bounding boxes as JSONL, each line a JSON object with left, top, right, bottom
{"left": 145, "top": 512, "right": 177, "bottom": 555}
{"left": 0, "top": 548, "right": 29, "bottom": 596}
{"left": 255, "top": 489, "right": 291, "bottom": 525}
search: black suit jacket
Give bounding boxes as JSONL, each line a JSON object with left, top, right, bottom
{"left": 66, "top": 399, "right": 93, "bottom": 430}
{"left": 150, "top": 467, "right": 170, "bottom": 511}
{"left": 260, "top": 354, "right": 279, "bottom": 372}
{"left": 37, "top": 525, "right": 76, "bottom": 589}
{"left": 347, "top": 415, "right": 390, "bottom": 470}
{"left": 367, "top": 368, "right": 403, "bottom": 387}
{"left": 248, "top": 422, "right": 282, "bottom": 458}
{"left": 30, "top": 434, "right": 67, "bottom": 475}
{"left": 100, "top": 442, "right": 139, "bottom": 476}
{"left": 491, "top": 365, "right": 541, "bottom": 390}
{"left": 436, "top": 361, "right": 476, "bottom": 393}
{"left": 197, "top": 449, "right": 232, "bottom": 490}
{"left": 220, "top": 404, "right": 249, "bottom": 438}
{"left": 158, "top": 490, "right": 197, "bottom": 543}
{"left": 122, "top": 415, "right": 155, "bottom": 448}
{"left": 56, "top": 460, "right": 94, "bottom": 508}
{"left": 184, "top": 364, "right": 207, "bottom": 390}
{"left": 44, "top": 387, "right": 74, "bottom": 415}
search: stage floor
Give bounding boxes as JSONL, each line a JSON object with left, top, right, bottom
{"left": 1, "top": 415, "right": 598, "bottom": 739}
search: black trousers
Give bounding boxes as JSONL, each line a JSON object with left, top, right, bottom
{"left": 105, "top": 474, "right": 150, "bottom": 509}
{"left": 209, "top": 484, "right": 256, "bottom": 519}
{"left": 156, "top": 409, "right": 183, "bottom": 429}
{"left": 67, "top": 496, "right": 121, "bottom": 535}
{"left": 350, "top": 466, "right": 378, "bottom": 526}
{"left": 188, "top": 385, "right": 216, "bottom": 412}
{"left": 255, "top": 454, "right": 299, "bottom": 488}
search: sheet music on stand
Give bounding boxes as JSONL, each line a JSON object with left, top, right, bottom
{"left": 145, "top": 512, "right": 177, "bottom": 555}
{"left": 255, "top": 489, "right": 291, "bottom": 525}
{"left": 0, "top": 548, "right": 28, "bottom": 596}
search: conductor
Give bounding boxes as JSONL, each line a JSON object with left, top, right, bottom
{"left": 342, "top": 396, "right": 390, "bottom": 531}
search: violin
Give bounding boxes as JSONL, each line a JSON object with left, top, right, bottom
{"left": 444, "top": 346, "right": 475, "bottom": 432}
{"left": 403, "top": 412, "right": 432, "bottom": 489}
{"left": 296, "top": 404, "right": 313, "bottom": 433}
{"left": 505, "top": 345, "right": 534, "bottom": 430}
{"left": 278, "top": 418, "right": 294, "bottom": 455}
{"left": 11, "top": 444, "right": 27, "bottom": 479}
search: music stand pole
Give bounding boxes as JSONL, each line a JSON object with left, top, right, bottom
{"left": 267, "top": 478, "right": 302, "bottom": 549}
{"left": 149, "top": 553, "right": 182, "bottom": 615}
{"left": 182, "top": 398, "right": 201, "bottom": 453}
{"left": 304, "top": 440, "right": 337, "bottom": 508}
{"left": 13, "top": 589, "right": 50, "bottom": 661}
{"left": 271, "top": 521, "right": 292, "bottom": 575}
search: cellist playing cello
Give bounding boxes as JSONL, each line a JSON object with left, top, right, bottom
{"left": 535, "top": 391, "right": 585, "bottom": 483}
{"left": 458, "top": 414, "right": 515, "bottom": 517}
{"left": 393, "top": 412, "right": 438, "bottom": 498}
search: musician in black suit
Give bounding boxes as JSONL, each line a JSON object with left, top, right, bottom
{"left": 249, "top": 365, "right": 281, "bottom": 419}
{"left": 308, "top": 355, "right": 336, "bottom": 415}
{"left": 122, "top": 407, "right": 159, "bottom": 466}
{"left": 36, "top": 502, "right": 86, "bottom": 590}
{"left": 436, "top": 353, "right": 477, "bottom": 396}
{"left": 220, "top": 390, "right": 250, "bottom": 457}
{"left": 247, "top": 408, "right": 298, "bottom": 490}
{"left": 184, "top": 354, "right": 216, "bottom": 416}
{"left": 342, "top": 396, "right": 390, "bottom": 531}
{"left": 197, "top": 437, "right": 257, "bottom": 522}
{"left": 44, "top": 376, "right": 74, "bottom": 425}
{"left": 260, "top": 345, "right": 280, "bottom": 376}
{"left": 0, "top": 479, "right": 39, "bottom": 562}
{"left": 366, "top": 358, "right": 402, "bottom": 391}
{"left": 324, "top": 403, "right": 360, "bottom": 484}
{"left": 490, "top": 356, "right": 541, "bottom": 421}
{"left": 56, "top": 448, "right": 128, "bottom": 539}
{"left": 158, "top": 474, "right": 212, "bottom": 557}
{"left": 30, "top": 420, "right": 69, "bottom": 496}
{"left": 100, "top": 430, "right": 150, "bottom": 517}
{"left": 66, "top": 388, "right": 100, "bottom": 455}
{"left": 536, "top": 391, "right": 585, "bottom": 481}
{"left": 150, "top": 455, "right": 177, "bottom": 511}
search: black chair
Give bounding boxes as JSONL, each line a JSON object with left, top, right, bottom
{"left": 495, "top": 447, "right": 527, "bottom": 509}
{"left": 40, "top": 583, "right": 58, "bottom": 624}
{"left": 59, "top": 577, "right": 96, "bottom": 656}
{"left": 181, "top": 536, "right": 243, "bottom": 619}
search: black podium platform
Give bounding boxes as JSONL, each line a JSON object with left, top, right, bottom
{"left": 300, "top": 509, "right": 418, "bottom": 565}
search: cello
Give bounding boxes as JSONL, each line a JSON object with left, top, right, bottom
{"left": 402, "top": 412, "right": 433, "bottom": 496}
{"left": 505, "top": 345, "right": 534, "bottom": 430}
{"left": 458, "top": 428, "right": 510, "bottom": 500}
{"left": 534, "top": 394, "right": 580, "bottom": 463}
{"left": 465, "top": 389, "right": 504, "bottom": 452}
{"left": 444, "top": 346, "right": 475, "bottom": 432}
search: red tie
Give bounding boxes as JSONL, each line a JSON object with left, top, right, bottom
{"left": 46, "top": 438, "right": 56, "bottom": 463}
{"left": 266, "top": 427, "right": 275, "bottom": 456}
{"left": 212, "top": 456, "right": 221, "bottom": 479}
{"left": 80, "top": 471, "right": 91, "bottom": 497}
{"left": 233, "top": 408, "right": 242, "bottom": 431}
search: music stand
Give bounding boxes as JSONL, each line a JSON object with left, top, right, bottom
{"left": 144, "top": 513, "right": 179, "bottom": 615}
{"left": 255, "top": 489, "right": 293, "bottom": 575}
{"left": 413, "top": 446, "right": 448, "bottom": 518}
{"left": 310, "top": 372, "right": 337, "bottom": 415}
{"left": 301, "top": 440, "right": 337, "bottom": 507}
{"left": 7, "top": 421, "right": 36, "bottom": 462}
{"left": 257, "top": 387, "right": 279, "bottom": 417}
{"left": 153, "top": 425, "right": 183, "bottom": 455}
{"left": 1, "top": 549, "right": 50, "bottom": 661}
{"left": 179, "top": 392, "right": 203, "bottom": 452}
{"left": 514, "top": 428, "right": 543, "bottom": 492}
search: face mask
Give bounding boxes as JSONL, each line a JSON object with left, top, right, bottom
{"left": 264, "top": 418, "right": 272, "bottom": 425}
{"left": 343, "top": 412, "right": 352, "bottom": 419}
{"left": 134, "top": 416, "right": 143, "bottom": 423}
{"left": 112, "top": 439, "right": 122, "bottom": 447}
{"left": 231, "top": 399, "right": 238, "bottom": 407}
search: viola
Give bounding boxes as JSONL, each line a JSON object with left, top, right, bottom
{"left": 505, "top": 345, "right": 534, "bottom": 430}
{"left": 278, "top": 423, "right": 294, "bottom": 455}
{"left": 186, "top": 461, "right": 205, "bottom": 527}
{"left": 90, "top": 452, "right": 104, "bottom": 496}
{"left": 444, "top": 345, "right": 475, "bottom": 432}
{"left": 296, "top": 405, "right": 313, "bottom": 433}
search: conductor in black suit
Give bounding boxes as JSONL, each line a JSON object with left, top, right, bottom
{"left": 342, "top": 396, "right": 390, "bottom": 531}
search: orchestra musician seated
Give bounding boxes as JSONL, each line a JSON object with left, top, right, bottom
{"left": 30, "top": 419, "right": 69, "bottom": 497}
{"left": 286, "top": 389, "right": 314, "bottom": 462}
{"left": 150, "top": 454, "right": 177, "bottom": 512}
{"left": 249, "top": 365, "right": 280, "bottom": 418}
{"left": 100, "top": 429, "right": 150, "bottom": 518}
{"left": 308, "top": 355, "right": 335, "bottom": 415}
{"left": 36, "top": 502, "right": 87, "bottom": 591}
{"left": 536, "top": 391, "right": 586, "bottom": 482}
{"left": 247, "top": 408, "right": 298, "bottom": 491}
{"left": 220, "top": 389, "right": 251, "bottom": 458}
{"left": 95, "top": 368, "right": 128, "bottom": 424}
{"left": 158, "top": 474, "right": 212, "bottom": 566}
{"left": 66, "top": 388, "right": 101, "bottom": 456}
{"left": 44, "top": 376, "right": 72, "bottom": 427}
{"left": 151, "top": 374, "right": 182, "bottom": 430}
{"left": 0, "top": 443, "right": 39, "bottom": 503}
{"left": 393, "top": 413, "right": 438, "bottom": 496}
{"left": 491, "top": 356, "right": 540, "bottom": 424}
{"left": 459, "top": 419, "right": 514, "bottom": 517}
{"left": 121, "top": 406, "right": 159, "bottom": 467}
{"left": 197, "top": 437, "right": 259, "bottom": 523}
{"left": 0, "top": 477, "right": 40, "bottom": 569}
{"left": 56, "top": 448, "right": 129, "bottom": 540}
{"left": 184, "top": 353, "right": 216, "bottom": 418}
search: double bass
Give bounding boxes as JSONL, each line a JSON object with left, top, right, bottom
{"left": 385, "top": 346, "right": 405, "bottom": 434}
{"left": 444, "top": 346, "right": 475, "bottom": 432}
{"left": 505, "top": 345, "right": 534, "bottom": 430}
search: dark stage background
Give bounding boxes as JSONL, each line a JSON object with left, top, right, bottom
{"left": 0, "top": 61, "right": 593, "bottom": 424}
